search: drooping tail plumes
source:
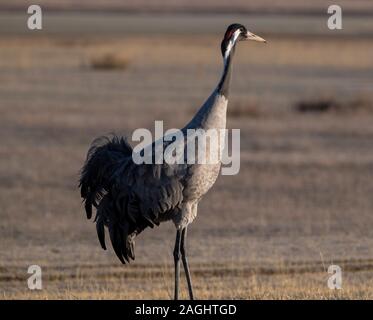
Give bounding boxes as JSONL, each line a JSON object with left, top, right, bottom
{"left": 79, "top": 135, "right": 185, "bottom": 264}
{"left": 79, "top": 135, "right": 132, "bottom": 219}
{"left": 79, "top": 135, "right": 136, "bottom": 263}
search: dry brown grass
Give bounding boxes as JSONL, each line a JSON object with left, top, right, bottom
{"left": 89, "top": 53, "right": 130, "bottom": 71}
{"left": 295, "top": 98, "right": 373, "bottom": 114}
{"left": 4, "top": 260, "right": 373, "bottom": 299}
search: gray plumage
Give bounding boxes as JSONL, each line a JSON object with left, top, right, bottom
{"left": 79, "top": 23, "right": 266, "bottom": 299}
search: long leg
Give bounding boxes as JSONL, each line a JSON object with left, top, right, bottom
{"left": 180, "top": 227, "right": 194, "bottom": 300}
{"left": 173, "top": 229, "right": 182, "bottom": 300}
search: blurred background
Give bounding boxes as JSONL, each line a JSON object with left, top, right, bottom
{"left": 1, "top": 1, "right": 373, "bottom": 299}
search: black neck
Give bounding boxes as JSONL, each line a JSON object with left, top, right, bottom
{"left": 217, "top": 46, "right": 236, "bottom": 98}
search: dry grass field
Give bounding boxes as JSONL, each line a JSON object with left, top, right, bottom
{"left": 1, "top": 11, "right": 373, "bottom": 299}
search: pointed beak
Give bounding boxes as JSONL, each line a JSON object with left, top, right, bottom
{"left": 245, "top": 31, "right": 267, "bottom": 43}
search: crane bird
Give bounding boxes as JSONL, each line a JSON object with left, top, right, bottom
{"left": 79, "top": 23, "right": 266, "bottom": 300}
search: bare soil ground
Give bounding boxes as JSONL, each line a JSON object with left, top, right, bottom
{"left": 1, "top": 13, "right": 373, "bottom": 299}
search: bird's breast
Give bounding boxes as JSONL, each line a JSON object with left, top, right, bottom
{"left": 183, "top": 162, "right": 222, "bottom": 201}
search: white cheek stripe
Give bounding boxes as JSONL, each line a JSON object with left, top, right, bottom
{"left": 224, "top": 30, "right": 241, "bottom": 60}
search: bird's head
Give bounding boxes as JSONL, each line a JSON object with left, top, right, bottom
{"left": 221, "top": 23, "right": 266, "bottom": 59}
